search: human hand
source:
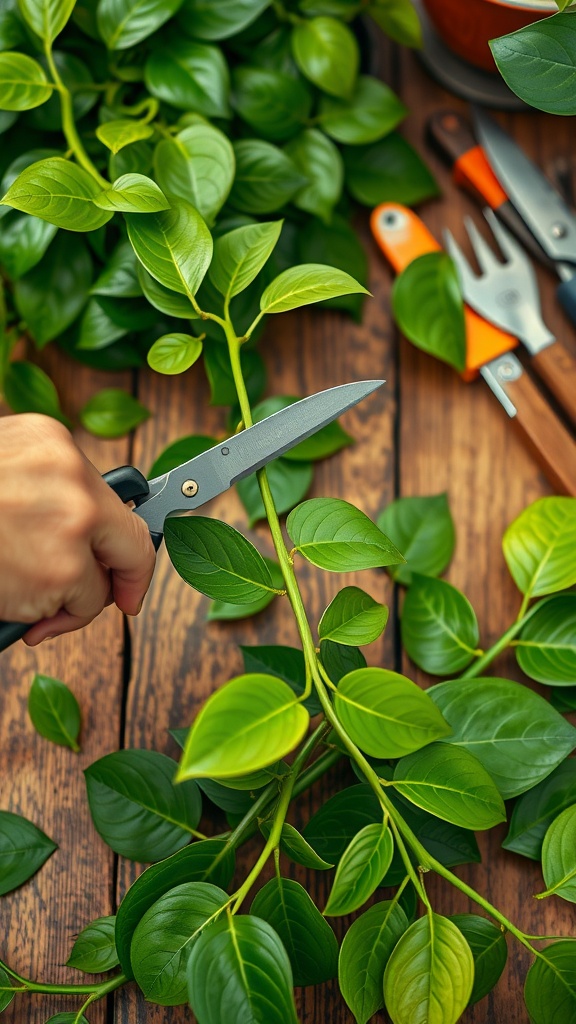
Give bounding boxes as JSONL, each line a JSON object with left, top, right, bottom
{"left": 0, "top": 414, "right": 156, "bottom": 644}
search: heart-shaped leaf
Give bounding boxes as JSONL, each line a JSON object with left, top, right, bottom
{"left": 232, "top": 66, "right": 312, "bottom": 141}
{"left": 292, "top": 16, "right": 358, "bottom": 98}
{"left": 251, "top": 877, "right": 338, "bottom": 986}
{"left": 28, "top": 673, "right": 81, "bottom": 751}
{"left": 338, "top": 900, "right": 409, "bottom": 1024}
{"left": 67, "top": 915, "right": 119, "bottom": 973}
{"left": 154, "top": 123, "right": 234, "bottom": 223}
{"left": 319, "top": 586, "right": 388, "bottom": 646}
{"left": 0, "top": 51, "right": 52, "bottom": 110}
{"left": 401, "top": 574, "right": 480, "bottom": 675}
{"left": 93, "top": 173, "right": 169, "bottom": 213}
{"left": 126, "top": 199, "right": 212, "bottom": 297}
{"left": 0, "top": 810, "right": 57, "bottom": 895}
{"left": 503, "top": 497, "right": 576, "bottom": 598}
{"left": 229, "top": 139, "right": 308, "bottom": 214}
{"left": 324, "top": 821, "right": 394, "bottom": 916}
{"left": 145, "top": 39, "right": 230, "bottom": 117}
{"left": 319, "top": 74, "right": 406, "bottom": 145}
{"left": 3, "top": 157, "right": 112, "bottom": 231}
{"left": 147, "top": 332, "right": 203, "bottom": 375}
{"left": 287, "top": 497, "right": 403, "bottom": 570}
{"left": 377, "top": 492, "right": 455, "bottom": 584}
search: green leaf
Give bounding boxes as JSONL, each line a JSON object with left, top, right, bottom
{"left": 524, "top": 940, "right": 576, "bottom": 1023}
{"left": 147, "top": 332, "right": 202, "bottom": 375}
{"left": 377, "top": 493, "right": 455, "bottom": 585}
{"left": 0, "top": 0, "right": 25, "bottom": 50}
{"left": 177, "top": 0, "right": 270, "bottom": 39}
{"left": 97, "top": 0, "right": 184, "bottom": 49}
{"left": 320, "top": 639, "right": 366, "bottom": 684}
{"left": 28, "top": 674, "right": 81, "bottom": 752}
{"left": 42, "top": 1015, "right": 89, "bottom": 1023}
{"left": 319, "top": 74, "right": 406, "bottom": 144}
{"left": 367, "top": 0, "right": 422, "bottom": 46}
{"left": 14, "top": 233, "right": 92, "bottom": 347}
{"left": 203, "top": 338, "right": 265, "bottom": 406}
{"left": 0, "top": 51, "right": 52, "bottom": 110}
{"left": 76, "top": 298, "right": 127, "bottom": 351}
{"left": 229, "top": 139, "right": 308, "bottom": 214}
{"left": 0, "top": 965, "right": 15, "bottom": 1011}
{"left": 94, "top": 173, "right": 169, "bottom": 214}
{"left": 148, "top": 434, "right": 216, "bottom": 479}
{"left": 516, "top": 594, "right": 576, "bottom": 684}
{"left": 248, "top": 394, "right": 352, "bottom": 461}
{"left": 284, "top": 128, "right": 343, "bottom": 221}
{"left": 18, "top": 0, "right": 75, "bottom": 40}
{"left": 137, "top": 264, "right": 198, "bottom": 318}
{"left": 384, "top": 913, "right": 474, "bottom": 1024}
{"left": 259, "top": 820, "right": 333, "bottom": 869}
{"left": 343, "top": 132, "right": 439, "bottom": 206}
{"left": 84, "top": 749, "right": 202, "bottom": 862}
{"left": 207, "top": 557, "right": 282, "bottom": 621}
{"left": 319, "top": 587, "right": 388, "bottom": 647}
{"left": 0, "top": 212, "right": 56, "bottom": 280}
{"left": 394, "top": 250, "right": 466, "bottom": 371}
{"left": 240, "top": 643, "right": 322, "bottom": 715}
{"left": 115, "top": 838, "right": 235, "bottom": 977}
{"left": 393, "top": 743, "right": 506, "bottom": 830}
{"left": 176, "top": 673, "right": 309, "bottom": 781}
{"left": 237, "top": 458, "right": 312, "bottom": 526}
{"left": 503, "top": 760, "right": 576, "bottom": 860}
{"left": 110, "top": 139, "right": 153, "bottom": 179}
{"left": 0, "top": 809, "right": 57, "bottom": 895}
{"left": 450, "top": 914, "right": 507, "bottom": 1005}
{"left": 287, "top": 497, "right": 403, "bottom": 570}
{"left": 4, "top": 361, "right": 68, "bottom": 423}
{"left": 324, "top": 821, "right": 393, "bottom": 916}
{"left": 292, "top": 16, "right": 358, "bottom": 98}
{"left": 338, "top": 900, "right": 409, "bottom": 1024}
{"left": 145, "top": 39, "right": 230, "bottom": 117}
{"left": 92, "top": 240, "right": 142, "bottom": 298}
{"left": 490, "top": 12, "right": 576, "bottom": 115}
{"left": 389, "top": 788, "right": 481, "bottom": 869}
{"left": 165, "top": 517, "right": 279, "bottom": 604}
{"left": 28, "top": 51, "right": 96, "bottom": 132}
{"left": 503, "top": 497, "right": 576, "bottom": 598}
{"left": 251, "top": 877, "right": 338, "bottom": 986}
{"left": 430, "top": 676, "right": 576, "bottom": 799}
{"left": 80, "top": 388, "right": 150, "bottom": 437}
{"left": 298, "top": 211, "right": 368, "bottom": 319}
{"left": 67, "top": 915, "right": 119, "bottom": 974}
{"left": 234, "top": 66, "right": 311, "bottom": 145}
{"left": 335, "top": 666, "right": 451, "bottom": 758}
{"left": 538, "top": 804, "right": 576, "bottom": 902}
{"left": 3, "top": 157, "right": 112, "bottom": 231}
{"left": 260, "top": 262, "right": 368, "bottom": 314}
{"left": 95, "top": 119, "right": 154, "bottom": 154}
{"left": 210, "top": 220, "right": 282, "bottom": 301}
{"left": 187, "top": 915, "right": 298, "bottom": 1024}
{"left": 131, "top": 881, "right": 228, "bottom": 1005}
{"left": 126, "top": 199, "right": 212, "bottom": 297}
{"left": 154, "top": 123, "right": 234, "bottom": 223}
{"left": 303, "top": 783, "right": 381, "bottom": 863}
{"left": 401, "top": 574, "right": 480, "bottom": 675}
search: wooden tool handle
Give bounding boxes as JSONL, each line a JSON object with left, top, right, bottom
{"left": 531, "top": 341, "right": 576, "bottom": 430}
{"left": 502, "top": 369, "right": 576, "bottom": 495}
{"left": 427, "top": 110, "right": 477, "bottom": 162}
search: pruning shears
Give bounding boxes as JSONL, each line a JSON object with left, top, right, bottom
{"left": 0, "top": 380, "right": 384, "bottom": 652}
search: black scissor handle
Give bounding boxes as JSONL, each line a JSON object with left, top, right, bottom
{"left": 0, "top": 465, "right": 162, "bottom": 653}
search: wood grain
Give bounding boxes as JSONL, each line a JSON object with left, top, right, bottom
{"left": 531, "top": 340, "right": 576, "bottom": 430}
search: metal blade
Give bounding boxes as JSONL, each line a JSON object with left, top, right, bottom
{"left": 473, "top": 106, "right": 576, "bottom": 266}
{"left": 136, "top": 380, "right": 384, "bottom": 534}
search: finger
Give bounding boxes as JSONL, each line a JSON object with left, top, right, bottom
{"left": 24, "top": 561, "right": 111, "bottom": 645}
{"left": 90, "top": 476, "right": 156, "bottom": 616}
{"left": 24, "top": 609, "right": 95, "bottom": 645}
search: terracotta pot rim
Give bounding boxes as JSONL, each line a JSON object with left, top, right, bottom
{"left": 485, "top": 0, "right": 555, "bottom": 9}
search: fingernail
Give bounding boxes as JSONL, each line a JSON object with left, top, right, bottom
{"left": 136, "top": 597, "right": 144, "bottom": 614}
{"left": 43, "top": 635, "right": 56, "bottom": 642}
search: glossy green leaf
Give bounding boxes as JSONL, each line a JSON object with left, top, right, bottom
{"left": 165, "top": 517, "right": 279, "bottom": 603}
{"left": 260, "top": 263, "right": 368, "bottom": 313}
{"left": 491, "top": 12, "right": 576, "bottom": 115}
{"left": 384, "top": 913, "right": 474, "bottom": 1024}
{"left": 240, "top": 644, "right": 322, "bottom": 715}
{"left": 284, "top": 128, "right": 343, "bottom": 221}
{"left": 335, "top": 667, "right": 451, "bottom": 758}
{"left": 343, "top": 132, "right": 439, "bottom": 206}
{"left": 393, "top": 252, "right": 466, "bottom": 372}
{"left": 4, "top": 361, "right": 68, "bottom": 423}
{"left": 251, "top": 877, "right": 338, "bottom": 986}
{"left": 177, "top": 673, "right": 309, "bottom": 781}
{"left": 0, "top": 809, "right": 57, "bottom": 895}
{"left": 377, "top": 493, "right": 455, "bottom": 585}
{"left": 232, "top": 65, "right": 311, "bottom": 142}
{"left": 44, "top": 1014, "right": 89, "bottom": 1023}
{"left": 298, "top": 212, "right": 368, "bottom": 319}
{"left": 319, "top": 74, "right": 406, "bottom": 144}
{"left": 145, "top": 39, "right": 230, "bottom": 117}
{"left": 28, "top": 51, "right": 96, "bottom": 131}
{"left": 126, "top": 199, "right": 212, "bottom": 297}
{"left": 524, "top": 940, "right": 576, "bottom": 1023}
{"left": 80, "top": 388, "right": 150, "bottom": 437}
{"left": 154, "top": 124, "right": 234, "bottom": 224}
{"left": 338, "top": 900, "right": 409, "bottom": 1024}
{"left": 67, "top": 915, "right": 119, "bottom": 973}
{"left": 248, "top": 394, "right": 352, "bottom": 461}
{"left": 430, "top": 676, "right": 576, "bottom": 799}
{"left": 137, "top": 264, "right": 198, "bottom": 318}
{"left": 237, "top": 458, "right": 312, "bottom": 526}
{"left": 187, "top": 915, "right": 299, "bottom": 1024}
{"left": 177, "top": 0, "right": 270, "bottom": 39}
{"left": 131, "top": 881, "right": 228, "bottom": 1004}
{"left": 207, "top": 557, "right": 282, "bottom": 621}
{"left": 95, "top": 119, "right": 154, "bottom": 154}
{"left": 320, "top": 639, "right": 366, "bottom": 684}
{"left": 203, "top": 338, "right": 265, "bottom": 406}
{"left": 401, "top": 574, "right": 480, "bottom": 675}
{"left": 0, "top": 51, "right": 52, "bottom": 110}
{"left": 3, "top": 157, "right": 112, "bottom": 231}
{"left": 97, "top": 0, "right": 184, "bottom": 49}
{"left": 115, "top": 838, "right": 235, "bottom": 977}
{"left": 18, "top": 0, "right": 75, "bottom": 39}
{"left": 14, "top": 233, "right": 91, "bottom": 347}
{"left": 0, "top": 0, "right": 25, "bottom": 50}
{"left": 0, "top": 211, "right": 56, "bottom": 279}
{"left": 393, "top": 743, "right": 506, "bottom": 830}
{"left": 260, "top": 820, "right": 333, "bottom": 869}
{"left": 292, "top": 16, "right": 358, "bottom": 97}
{"left": 109, "top": 139, "right": 153, "bottom": 179}
{"left": 287, "top": 497, "right": 403, "bottom": 570}
{"left": 147, "top": 332, "right": 202, "bottom": 375}
{"left": 367, "top": 0, "right": 422, "bottom": 45}
{"left": 515, "top": 595, "right": 576, "bottom": 684}
{"left": 302, "top": 783, "right": 381, "bottom": 863}
{"left": 28, "top": 674, "right": 81, "bottom": 752}
{"left": 538, "top": 804, "right": 576, "bottom": 902}
{"left": 503, "top": 497, "right": 576, "bottom": 598}
{"left": 92, "top": 240, "right": 142, "bottom": 299}
{"left": 503, "top": 760, "right": 576, "bottom": 860}
{"left": 77, "top": 298, "right": 129, "bottom": 350}
{"left": 210, "top": 220, "right": 282, "bottom": 300}
{"left": 195, "top": 775, "right": 265, "bottom": 815}
{"left": 319, "top": 587, "right": 388, "bottom": 646}
{"left": 450, "top": 914, "right": 507, "bottom": 1005}
{"left": 0, "top": 965, "right": 15, "bottom": 1012}
{"left": 325, "top": 821, "right": 393, "bottom": 916}
{"left": 389, "top": 788, "right": 481, "bottom": 869}
{"left": 148, "top": 434, "right": 216, "bottom": 479}
{"left": 96, "top": 172, "right": 169, "bottom": 214}
{"left": 229, "top": 139, "right": 307, "bottom": 214}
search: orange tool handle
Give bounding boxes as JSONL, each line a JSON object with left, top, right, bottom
{"left": 427, "top": 110, "right": 507, "bottom": 209}
{"left": 370, "top": 203, "right": 517, "bottom": 379}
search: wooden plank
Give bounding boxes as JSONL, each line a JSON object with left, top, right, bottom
{"left": 397, "top": 50, "right": 576, "bottom": 1023}
{"left": 0, "top": 350, "right": 130, "bottom": 1024}
{"left": 113, "top": 218, "right": 398, "bottom": 1022}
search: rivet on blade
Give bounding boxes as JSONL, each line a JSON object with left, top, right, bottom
{"left": 181, "top": 479, "right": 199, "bottom": 497}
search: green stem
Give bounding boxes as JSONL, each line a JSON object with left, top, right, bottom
{"left": 459, "top": 598, "right": 548, "bottom": 679}
{"left": 72, "top": 973, "right": 127, "bottom": 1022}
{"left": 0, "top": 970, "right": 126, "bottom": 996}
{"left": 44, "top": 43, "right": 108, "bottom": 188}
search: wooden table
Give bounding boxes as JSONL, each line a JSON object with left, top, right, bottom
{"left": 1, "top": 40, "right": 575, "bottom": 1024}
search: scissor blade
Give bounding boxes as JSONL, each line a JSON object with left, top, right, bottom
{"left": 138, "top": 380, "right": 384, "bottom": 534}
{"left": 473, "top": 107, "right": 576, "bottom": 266}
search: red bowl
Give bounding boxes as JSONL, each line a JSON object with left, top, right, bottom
{"left": 422, "top": 0, "right": 554, "bottom": 72}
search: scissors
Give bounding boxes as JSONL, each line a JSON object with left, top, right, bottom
{"left": 0, "top": 380, "right": 383, "bottom": 652}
